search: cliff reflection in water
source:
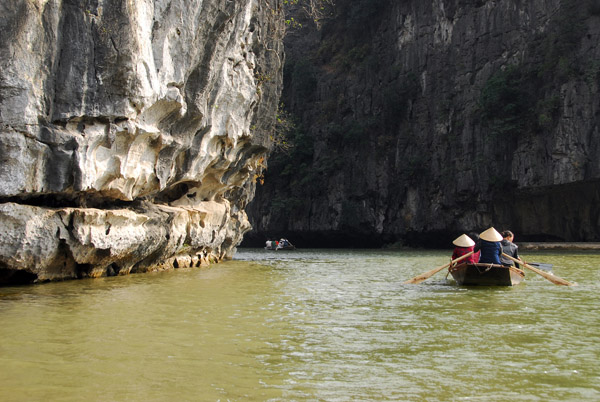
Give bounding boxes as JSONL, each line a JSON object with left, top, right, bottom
{"left": 0, "top": 249, "right": 598, "bottom": 401}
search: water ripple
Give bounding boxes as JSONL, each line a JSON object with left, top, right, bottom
{"left": 0, "top": 248, "right": 598, "bottom": 401}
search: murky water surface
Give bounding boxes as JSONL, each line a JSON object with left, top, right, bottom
{"left": 0, "top": 249, "right": 598, "bottom": 401}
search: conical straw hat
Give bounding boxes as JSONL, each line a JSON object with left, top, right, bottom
{"left": 479, "top": 227, "right": 502, "bottom": 242}
{"left": 452, "top": 234, "right": 475, "bottom": 247}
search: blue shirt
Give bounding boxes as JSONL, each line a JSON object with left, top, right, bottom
{"left": 476, "top": 240, "right": 502, "bottom": 264}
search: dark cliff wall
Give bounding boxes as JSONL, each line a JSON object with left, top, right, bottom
{"left": 245, "top": 0, "right": 600, "bottom": 247}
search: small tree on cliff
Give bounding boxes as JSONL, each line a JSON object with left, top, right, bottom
{"left": 283, "top": 0, "right": 335, "bottom": 28}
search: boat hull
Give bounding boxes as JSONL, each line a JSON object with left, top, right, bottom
{"left": 264, "top": 245, "right": 296, "bottom": 251}
{"left": 449, "top": 263, "right": 525, "bottom": 286}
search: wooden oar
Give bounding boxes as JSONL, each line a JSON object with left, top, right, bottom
{"left": 502, "top": 253, "right": 576, "bottom": 286}
{"left": 404, "top": 251, "right": 474, "bottom": 284}
{"left": 528, "top": 262, "right": 553, "bottom": 271}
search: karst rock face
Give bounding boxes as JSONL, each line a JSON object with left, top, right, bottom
{"left": 0, "top": 0, "right": 284, "bottom": 283}
{"left": 246, "top": 0, "right": 600, "bottom": 247}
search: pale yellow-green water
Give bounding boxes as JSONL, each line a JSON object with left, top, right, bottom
{"left": 0, "top": 249, "right": 598, "bottom": 401}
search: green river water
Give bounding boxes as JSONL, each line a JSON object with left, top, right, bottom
{"left": 0, "top": 248, "right": 598, "bottom": 401}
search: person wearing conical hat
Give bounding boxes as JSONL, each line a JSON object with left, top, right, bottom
{"left": 451, "top": 234, "right": 478, "bottom": 264}
{"left": 474, "top": 227, "right": 503, "bottom": 264}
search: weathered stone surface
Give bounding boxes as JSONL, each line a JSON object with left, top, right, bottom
{"left": 0, "top": 0, "right": 284, "bottom": 283}
{"left": 246, "top": 0, "right": 600, "bottom": 246}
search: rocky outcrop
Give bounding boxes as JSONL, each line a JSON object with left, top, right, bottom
{"left": 246, "top": 0, "right": 600, "bottom": 247}
{"left": 0, "top": 0, "right": 284, "bottom": 283}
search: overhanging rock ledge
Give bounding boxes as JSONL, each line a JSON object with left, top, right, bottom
{"left": 0, "top": 0, "right": 284, "bottom": 283}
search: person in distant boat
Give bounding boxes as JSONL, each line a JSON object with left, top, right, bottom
{"left": 265, "top": 240, "right": 278, "bottom": 250}
{"left": 500, "top": 230, "right": 520, "bottom": 267}
{"left": 451, "top": 234, "right": 478, "bottom": 264}
{"left": 474, "top": 227, "right": 503, "bottom": 264}
{"left": 277, "top": 238, "right": 294, "bottom": 249}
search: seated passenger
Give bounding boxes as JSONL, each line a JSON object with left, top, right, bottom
{"left": 500, "top": 230, "right": 520, "bottom": 267}
{"left": 451, "top": 234, "right": 478, "bottom": 264}
{"left": 474, "top": 227, "right": 503, "bottom": 264}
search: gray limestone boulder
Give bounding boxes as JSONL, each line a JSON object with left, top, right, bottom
{"left": 0, "top": 0, "right": 284, "bottom": 283}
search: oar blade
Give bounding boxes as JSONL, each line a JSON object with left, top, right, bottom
{"left": 501, "top": 253, "right": 576, "bottom": 286}
{"left": 404, "top": 251, "right": 474, "bottom": 285}
{"left": 525, "top": 264, "right": 576, "bottom": 286}
{"left": 403, "top": 265, "right": 448, "bottom": 284}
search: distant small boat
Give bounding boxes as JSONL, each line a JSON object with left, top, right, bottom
{"left": 275, "top": 244, "right": 296, "bottom": 251}
{"left": 448, "top": 262, "right": 525, "bottom": 286}
{"left": 264, "top": 239, "right": 296, "bottom": 251}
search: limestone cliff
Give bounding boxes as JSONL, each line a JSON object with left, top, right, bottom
{"left": 0, "top": 0, "right": 284, "bottom": 283}
{"left": 246, "top": 0, "right": 600, "bottom": 247}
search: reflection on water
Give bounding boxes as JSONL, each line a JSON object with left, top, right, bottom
{"left": 0, "top": 249, "right": 598, "bottom": 401}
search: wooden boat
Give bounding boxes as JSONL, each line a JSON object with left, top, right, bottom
{"left": 264, "top": 240, "right": 296, "bottom": 251}
{"left": 275, "top": 244, "right": 296, "bottom": 251}
{"left": 448, "top": 262, "right": 525, "bottom": 286}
